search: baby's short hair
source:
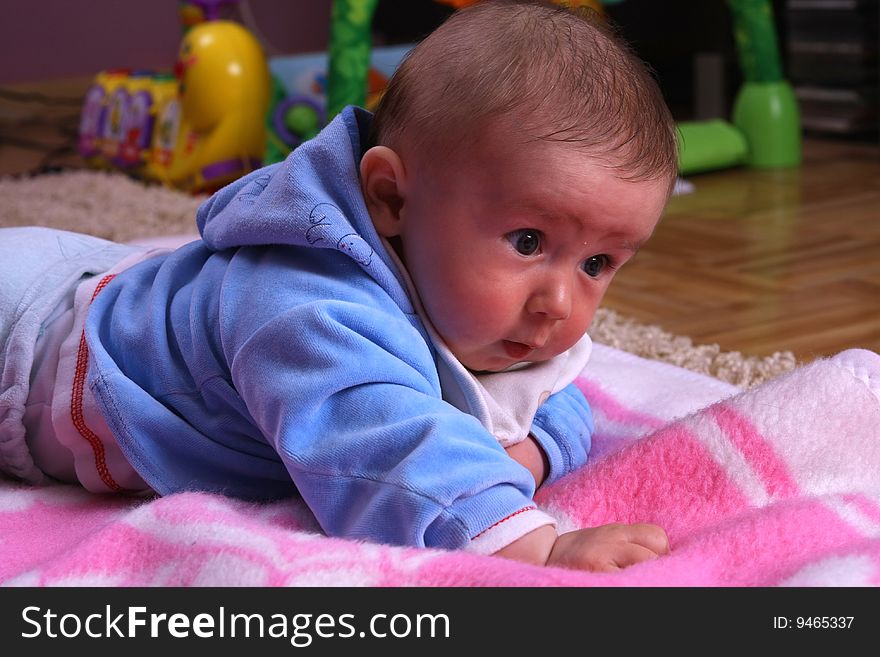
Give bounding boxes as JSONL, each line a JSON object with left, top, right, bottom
{"left": 370, "top": 0, "right": 678, "bottom": 187}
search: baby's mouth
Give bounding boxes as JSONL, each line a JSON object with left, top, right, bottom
{"left": 502, "top": 340, "right": 535, "bottom": 360}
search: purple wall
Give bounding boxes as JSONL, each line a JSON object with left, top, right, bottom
{"left": 0, "top": 0, "right": 334, "bottom": 84}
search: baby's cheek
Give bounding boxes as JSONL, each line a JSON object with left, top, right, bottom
{"left": 568, "top": 303, "right": 598, "bottom": 340}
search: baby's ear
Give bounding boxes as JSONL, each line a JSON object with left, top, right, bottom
{"left": 360, "top": 146, "right": 406, "bottom": 237}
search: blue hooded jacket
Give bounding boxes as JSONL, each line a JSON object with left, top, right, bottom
{"left": 84, "top": 107, "right": 593, "bottom": 550}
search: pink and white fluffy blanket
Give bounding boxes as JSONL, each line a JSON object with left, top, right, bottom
{"left": 2, "top": 344, "right": 879, "bottom": 587}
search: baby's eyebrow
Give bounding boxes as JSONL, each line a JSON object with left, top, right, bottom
{"left": 621, "top": 239, "right": 644, "bottom": 254}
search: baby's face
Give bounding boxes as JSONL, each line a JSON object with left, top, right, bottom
{"left": 394, "top": 128, "right": 669, "bottom": 373}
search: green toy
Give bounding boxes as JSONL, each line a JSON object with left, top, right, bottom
{"left": 677, "top": 120, "right": 748, "bottom": 175}
{"left": 678, "top": 0, "right": 801, "bottom": 174}
{"left": 326, "top": 0, "right": 380, "bottom": 121}
{"left": 727, "top": 0, "right": 801, "bottom": 169}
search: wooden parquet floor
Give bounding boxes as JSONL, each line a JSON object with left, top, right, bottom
{"left": 601, "top": 137, "right": 880, "bottom": 363}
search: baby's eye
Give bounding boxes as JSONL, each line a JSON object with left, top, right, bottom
{"left": 507, "top": 229, "right": 542, "bottom": 256}
{"left": 582, "top": 255, "right": 609, "bottom": 277}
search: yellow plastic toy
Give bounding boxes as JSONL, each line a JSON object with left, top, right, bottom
{"left": 159, "top": 20, "right": 270, "bottom": 192}
{"left": 78, "top": 20, "right": 270, "bottom": 194}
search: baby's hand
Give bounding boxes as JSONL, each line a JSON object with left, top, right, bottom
{"left": 547, "top": 523, "right": 669, "bottom": 572}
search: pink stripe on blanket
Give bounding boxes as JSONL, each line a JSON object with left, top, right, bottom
{"left": 844, "top": 493, "right": 880, "bottom": 525}
{"left": 575, "top": 377, "right": 665, "bottom": 430}
{"left": 537, "top": 422, "right": 751, "bottom": 539}
{"left": 641, "top": 496, "right": 874, "bottom": 586}
{"left": 710, "top": 403, "right": 799, "bottom": 499}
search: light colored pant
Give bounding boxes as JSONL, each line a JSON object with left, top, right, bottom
{"left": 0, "top": 227, "right": 146, "bottom": 486}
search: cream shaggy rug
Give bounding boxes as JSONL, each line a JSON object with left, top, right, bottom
{"left": 0, "top": 169, "right": 797, "bottom": 387}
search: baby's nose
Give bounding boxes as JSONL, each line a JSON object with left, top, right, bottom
{"left": 526, "top": 277, "right": 572, "bottom": 321}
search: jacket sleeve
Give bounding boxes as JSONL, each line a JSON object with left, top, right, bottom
{"left": 529, "top": 382, "right": 594, "bottom": 485}
{"left": 228, "top": 298, "right": 547, "bottom": 551}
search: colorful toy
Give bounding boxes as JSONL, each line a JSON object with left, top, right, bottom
{"left": 79, "top": 69, "right": 181, "bottom": 174}
{"left": 78, "top": 18, "right": 270, "bottom": 193}
{"left": 77, "top": 68, "right": 130, "bottom": 167}
{"left": 142, "top": 74, "right": 183, "bottom": 182}
{"left": 108, "top": 71, "right": 161, "bottom": 169}
{"left": 264, "top": 44, "right": 410, "bottom": 164}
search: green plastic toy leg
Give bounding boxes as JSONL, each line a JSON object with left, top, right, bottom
{"left": 727, "top": 0, "right": 783, "bottom": 83}
{"left": 732, "top": 80, "right": 802, "bottom": 168}
{"left": 677, "top": 119, "right": 748, "bottom": 175}
{"left": 725, "top": 0, "right": 802, "bottom": 169}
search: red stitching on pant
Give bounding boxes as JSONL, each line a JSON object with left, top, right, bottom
{"left": 70, "top": 274, "right": 124, "bottom": 492}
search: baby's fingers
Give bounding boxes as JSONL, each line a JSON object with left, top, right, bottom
{"left": 625, "top": 522, "right": 670, "bottom": 555}
{"left": 609, "top": 542, "right": 666, "bottom": 570}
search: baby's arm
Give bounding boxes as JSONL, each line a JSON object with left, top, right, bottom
{"left": 504, "top": 435, "right": 548, "bottom": 488}
{"left": 495, "top": 523, "right": 670, "bottom": 572}
{"left": 529, "top": 383, "right": 594, "bottom": 485}
{"left": 505, "top": 381, "right": 595, "bottom": 489}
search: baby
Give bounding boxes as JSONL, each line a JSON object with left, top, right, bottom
{"left": 0, "top": 0, "right": 678, "bottom": 571}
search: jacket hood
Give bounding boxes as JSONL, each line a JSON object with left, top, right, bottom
{"left": 195, "top": 106, "right": 409, "bottom": 308}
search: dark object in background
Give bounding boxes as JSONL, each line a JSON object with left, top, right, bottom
{"left": 372, "top": 0, "right": 454, "bottom": 45}
{"left": 785, "top": 0, "right": 879, "bottom": 140}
